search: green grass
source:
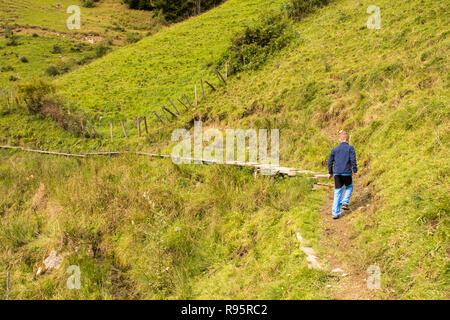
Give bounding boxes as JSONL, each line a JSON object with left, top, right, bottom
{"left": 55, "top": 0, "right": 285, "bottom": 120}
{"left": 0, "top": 151, "right": 329, "bottom": 299}
{"left": 0, "top": 34, "right": 96, "bottom": 90}
{"left": 0, "top": 0, "right": 160, "bottom": 44}
{"left": 0, "top": 0, "right": 448, "bottom": 299}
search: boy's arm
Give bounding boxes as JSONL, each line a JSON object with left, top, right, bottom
{"left": 350, "top": 146, "right": 358, "bottom": 174}
{"left": 327, "top": 149, "right": 335, "bottom": 175}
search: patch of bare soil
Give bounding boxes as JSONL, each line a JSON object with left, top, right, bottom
{"left": 7, "top": 25, "right": 105, "bottom": 44}
{"left": 320, "top": 181, "right": 382, "bottom": 300}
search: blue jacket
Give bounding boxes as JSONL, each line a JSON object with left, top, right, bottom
{"left": 328, "top": 142, "right": 358, "bottom": 175}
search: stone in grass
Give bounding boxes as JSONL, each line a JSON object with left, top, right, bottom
{"left": 35, "top": 249, "right": 64, "bottom": 276}
{"left": 306, "top": 255, "right": 322, "bottom": 270}
{"left": 301, "top": 246, "right": 315, "bottom": 256}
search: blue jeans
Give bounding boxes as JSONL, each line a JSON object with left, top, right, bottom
{"left": 332, "top": 184, "right": 353, "bottom": 217}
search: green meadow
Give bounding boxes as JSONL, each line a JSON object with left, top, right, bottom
{"left": 0, "top": 0, "right": 448, "bottom": 299}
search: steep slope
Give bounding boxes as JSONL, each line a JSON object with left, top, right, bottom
{"left": 176, "top": 0, "right": 448, "bottom": 298}
{"left": 0, "top": 0, "right": 158, "bottom": 44}
{"left": 0, "top": 151, "right": 330, "bottom": 299}
{"left": 56, "top": 0, "right": 285, "bottom": 119}
{"left": 0, "top": 0, "right": 448, "bottom": 299}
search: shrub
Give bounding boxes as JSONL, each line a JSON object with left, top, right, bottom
{"left": 95, "top": 42, "right": 111, "bottom": 58}
{"left": 17, "top": 79, "right": 55, "bottom": 113}
{"left": 220, "top": 13, "right": 295, "bottom": 72}
{"left": 81, "top": 0, "right": 99, "bottom": 8}
{"left": 51, "top": 44, "right": 62, "bottom": 54}
{"left": 4, "top": 25, "right": 19, "bottom": 46}
{"left": 19, "top": 56, "right": 29, "bottom": 63}
{"left": 1, "top": 65, "right": 14, "bottom": 72}
{"left": 45, "top": 65, "right": 60, "bottom": 76}
{"left": 285, "top": 0, "right": 330, "bottom": 20}
{"left": 6, "top": 34, "right": 19, "bottom": 46}
{"left": 16, "top": 79, "right": 85, "bottom": 135}
{"left": 9, "top": 75, "right": 18, "bottom": 82}
{"left": 126, "top": 32, "right": 143, "bottom": 44}
{"left": 123, "top": 0, "right": 225, "bottom": 22}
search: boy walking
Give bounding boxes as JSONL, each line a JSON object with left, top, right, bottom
{"left": 327, "top": 131, "right": 358, "bottom": 219}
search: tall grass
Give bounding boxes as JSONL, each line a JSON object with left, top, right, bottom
{"left": 0, "top": 152, "right": 329, "bottom": 299}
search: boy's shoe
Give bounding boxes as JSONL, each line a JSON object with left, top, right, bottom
{"left": 332, "top": 215, "right": 340, "bottom": 220}
{"left": 342, "top": 204, "right": 350, "bottom": 210}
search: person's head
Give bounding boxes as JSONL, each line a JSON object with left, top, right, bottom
{"left": 339, "top": 130, "right": 349, "bottom": 143}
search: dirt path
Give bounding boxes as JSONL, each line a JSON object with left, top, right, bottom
{"left": 319, "top": 182, "right": 380, "bottom": 300}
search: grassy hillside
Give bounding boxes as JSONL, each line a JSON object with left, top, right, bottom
{"left": 0, "top": 0, "right": 448, "bottom": 299}
{"left": 178, "top": 0, "right": 448, "bottom": 298}
{"left": 55, "top": 0, "right": 285, "bottom": 119}
{"left": 0, "top": 151, "right": 329, "bottom": 299}
{"left": 0, "top": 0, "right": 160, "bottom": 44}
{"left": 0, "top": 35, "right": 97, "bottom": 90}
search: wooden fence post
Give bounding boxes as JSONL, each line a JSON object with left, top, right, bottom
{"left": 177, "top": 98, "right": 189, "bottom": 110}
{"left": 163, "top": 106, "right": 178, "bottom": 118}
{"left": 215, "top": 68, "right": 226, "bottom": 84}
{"left": 110, "top": 123, "right": 113, "bottom": 141}
{"left": 161, "top": 107, "right": 169, "bottom": 122}
{"left": 121, "top": 121, "right": 128, "bottom": 139}
{"left": 184, "top": 94, "right": 193, "bottom": 108}
{"left": 80, "top": 119, "right": 84, "bottom": 136}
{"left": 143, "top": 116, "right": 148, "bottom": 134}
{"left": 195, "top": 84, "right": 198, "bottom": 106}
{"left": 137, "top": 117, "right": 141, "bottom": 137}
{"left": 168, "top": 98, "right": 180, "bottom": 115}
{"left": 91, "top": 126, "right": 98, "bottom": 138}
{"left": 200, "top": 79, "right": 205, "bottom": 99}
{"left": 225, "top": 62, "right": 228, "bottom": 80}
{"left": 204, "top": 80, "right": 216, "bottom": 91}
{"left": 153, "top": 111, "right": 164, "bottom": 124}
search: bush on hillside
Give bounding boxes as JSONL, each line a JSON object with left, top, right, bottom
{"left": 81, "top": 0, "right": 99, "bottom": 8}
{"left": 95, "top": 42, "right": 111, "bottom": 58}
{"left": 45, "top": 65, "right": 60, "bottom": 76}
{"left": 17, "top": 79, "right": 56, "bottom": 113}
{"left": 17, "top": 79, "right": 87, "bottom": 136}
{"left": 220, "top": 13, "right": 295, "bottom": 72}
{"left": 51, "top": 44, "right": 62, "bottom": 54}
{"left": 126, "top": 32, "right": 143, "bottom": 44}
{"left": 123, "top": 0, "right": 225, "bottom": 22}
{"left": 1, "top": 65, "right": 14, "bottom": 72}
{"left": 285, "top": 0, "right": 330, "bottom": 20}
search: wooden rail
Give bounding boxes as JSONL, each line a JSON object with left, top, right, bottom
{"left": 0, "top": 145, "right": 328, "bottom": 179}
